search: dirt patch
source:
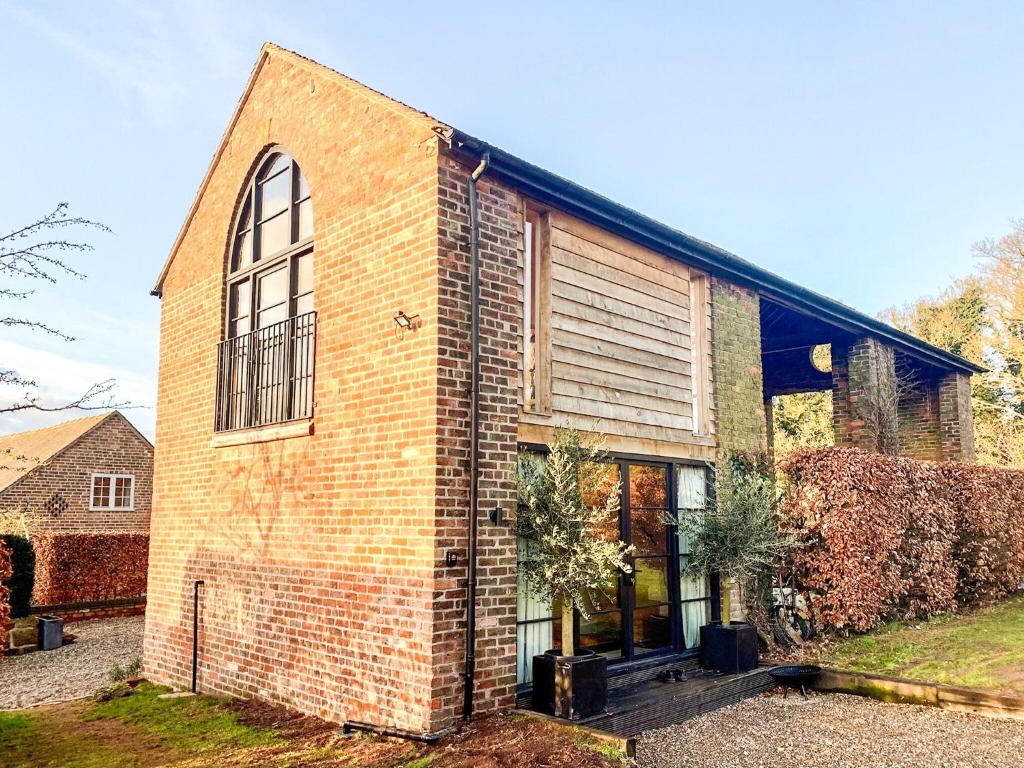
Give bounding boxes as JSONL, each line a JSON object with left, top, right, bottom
{"left": 431, "top": 713, "right": 619, "bottom": 768}
{"left": 227, "top": 695, "right": 339, "bottom": 742}
{"left": 1, "top": 687, "right": 622, "bottom": 768}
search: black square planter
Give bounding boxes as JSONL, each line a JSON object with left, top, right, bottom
{"left": 532, "top": 649, "right": 608, "bottom": 720}
{"left": 699, "top": 622, "right": 758, "bottom": 674}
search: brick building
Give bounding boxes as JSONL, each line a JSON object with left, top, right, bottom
{"left": 0, "top": 411, "right": 153, "bottom": 534}
{"left": 144, "top": 44, "right": 981, "bottom": 736}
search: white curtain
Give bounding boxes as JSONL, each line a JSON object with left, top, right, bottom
{"left": 677, "top": 465, "right": 711, "bottom": 649}
{"left": 516, "top": 536, "right": 553, "bottom": 685}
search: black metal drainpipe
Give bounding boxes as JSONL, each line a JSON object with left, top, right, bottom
{"left": 463, "top": 151, "right": 490, "bottom": 723}
{"left": 191, "top": 579, "right": 204, "bottom": 693}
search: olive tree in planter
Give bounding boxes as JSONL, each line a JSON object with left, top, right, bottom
{"left": 516, "top": 429, "right": 632, "bottom": 719}
{"left": 679, "top": 453, "right": 794, "bottom": 674}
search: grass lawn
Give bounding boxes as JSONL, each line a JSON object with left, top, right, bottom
{"left": 814, "top": 593, "right": 1024, "bottom": 695}
{"left": 0, "top": 683, "right": 625, "bottom": 768}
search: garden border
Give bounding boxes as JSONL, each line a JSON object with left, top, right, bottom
{"left": 814, "top": 667, "right": 1024, "bottom": 721}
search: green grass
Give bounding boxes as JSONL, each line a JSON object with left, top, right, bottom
{"left": 815, "top": 593, "right": 1024, "bottom": 694}
{"left": 0, "top": 713, "right": 38, "bottom": 747}
{"left": 0, "top": 683, "right": 626, "bottom": 768}
{"left": 86, "top": 683, "right": 279, "bottom": 753}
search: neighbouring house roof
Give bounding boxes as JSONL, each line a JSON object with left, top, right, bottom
{"left": 0, "top": 411, "right": 150, "bottom": 494}
{"left": 152, "top": 43, "right": 985, "bottom": 377}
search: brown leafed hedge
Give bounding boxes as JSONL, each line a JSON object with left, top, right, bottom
{"left": 0, "top": 539, "right": 11, "bottom": 631}
{"left": 781, "top": 448, "right": 1024, "bottom": 633}
{"left": 32, "top": 533, "right": 149, "bottom": 607}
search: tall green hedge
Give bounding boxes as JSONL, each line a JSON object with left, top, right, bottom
{"left": 1, "top": 535, "right": 35, "bottom": 619}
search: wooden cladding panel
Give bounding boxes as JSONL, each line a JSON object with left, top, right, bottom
{"left": 520, "top": 206, "right": 715, "bottom": 449}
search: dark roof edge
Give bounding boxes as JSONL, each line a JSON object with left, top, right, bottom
{"left": 449, "top": 130, "right": 985, "bottom": 376}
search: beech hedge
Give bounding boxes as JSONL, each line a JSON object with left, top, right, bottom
{"left": 0, "top": 539, "right": 11, "bottom": 631}
{"left": 32, "top": 533, "right": 149, "bottom": 607}
{"left": 781, "top": 448, "right": 1024, "bottom": 633}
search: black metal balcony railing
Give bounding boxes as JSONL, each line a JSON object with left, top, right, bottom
{"left": 215, "top": 311, "right": 317, "bottom": 432}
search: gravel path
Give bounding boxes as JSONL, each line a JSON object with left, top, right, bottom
{"left": 0, "top": 616, "right": 143, "bottom": 709}
{"left": 637, "top": 692, "right": 1024, "bottom": 768}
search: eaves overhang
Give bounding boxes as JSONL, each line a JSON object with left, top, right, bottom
{"left": 448, "top": 129, "right": 985, "bottom": 376}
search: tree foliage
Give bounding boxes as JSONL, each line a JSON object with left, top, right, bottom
{"left": 679, "top": 453, "right": 795, "bottom": 621}
{"left": 882, "top": 221, "right": 1024, "bottom": 467}
{"left": 516, "top": 429, "right": 631, "bottom": 654}
{"left": 772, "top": 391, "right": 834, "bottom": 457}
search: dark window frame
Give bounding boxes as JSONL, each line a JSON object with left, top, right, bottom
{"left": 226, "top": 152, "right": 314, "bottom": 339}
{"left": 215, "top": 151, "right": 316, "bottom": 433}
{"left": 515, "top": 444, "right": 718, "bottom": 687}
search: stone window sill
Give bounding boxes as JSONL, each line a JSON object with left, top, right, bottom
{"left": 210, "top": 419, "right": 313, "bottom": 448}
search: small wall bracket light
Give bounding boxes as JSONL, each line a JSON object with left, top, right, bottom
{"left": 445, "top": 551, "right": 459, "bottom": 567}
{"left": 393, "top": 310, "right": 421, "bottom": 332}
{"left": 488, "top": 504, "right": 506, "bottom": 526}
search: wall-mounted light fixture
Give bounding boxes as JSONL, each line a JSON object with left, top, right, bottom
{"left": 488, "top": 504, "right": 506, "bottom": 526}
{"left": 393, "top": 310, "right": 421, "bottom": 332}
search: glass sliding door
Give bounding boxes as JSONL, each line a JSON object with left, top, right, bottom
{"left": 627, "top": 463, "right": 673, "bottom": 655}
{"left": 514, "top": 452, "right": 715, "bottom": 687}
{"left": 578, "top": 462, "right": 624, "bottom": 660}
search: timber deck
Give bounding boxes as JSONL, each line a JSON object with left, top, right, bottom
{"left": 517, "top": 654, "right": 775, "bottom": 737}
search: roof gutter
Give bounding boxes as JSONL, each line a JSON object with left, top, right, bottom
{"left": 448, "top": 131, "right": 985, "bottom": 376}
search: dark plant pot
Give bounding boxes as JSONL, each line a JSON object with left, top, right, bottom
{"left": 699, "top": 622, "right": 758, "bottom": 674}
{"left": 532, "top": 649, "right": 608, "bottom": 720}
{"left": 37, "top": 615, "right": 64, "bottom": 651}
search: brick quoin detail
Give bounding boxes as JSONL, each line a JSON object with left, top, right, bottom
{"left": 433, "top": 157, "right": 519, "bottom": 728}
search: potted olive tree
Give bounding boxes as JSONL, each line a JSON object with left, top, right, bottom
{"left": 680, "top": 453, "right": 794, "bottom": 674}
{"left": 516, "top": 429, "right": 632, "bottom": 719}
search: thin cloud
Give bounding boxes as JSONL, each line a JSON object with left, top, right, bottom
{"left": 0, "top": 338, "right": 155, "bottom": 439}
{"left": 5, "top": 2, "right": 190, "bottom": 119}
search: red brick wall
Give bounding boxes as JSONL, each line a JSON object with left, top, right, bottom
{"left": 895, "top": 353, "right": 943, "bottom": 461}
{"left": 0, "top": 413, "right": 152, "bottom": 533}
{"left": 431, "top": 157, "right": 520, "bottom": 728}
{"left": 939, "top": 371, "right": 975, "bottom": 462}
{"left": 145, "top": 47, "right": 449, "bottom": 732}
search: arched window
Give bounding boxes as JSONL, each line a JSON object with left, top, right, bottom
{"left": 216, "top": 151, "right": 315, "bottom": 431}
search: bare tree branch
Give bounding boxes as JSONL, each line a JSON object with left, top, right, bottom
{"left": 0, "top": 379, "right": 129, "bottom": 416}
{"left": 1, "top": 203, "right": 129, "bottom": 417}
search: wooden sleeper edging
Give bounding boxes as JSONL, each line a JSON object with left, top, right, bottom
{"left": 814, "top": 667, "right": 1024, "bottom": 721}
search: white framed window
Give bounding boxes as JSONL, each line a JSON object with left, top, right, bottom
{"left": 90, "top": 473, "right": 135, "bottom": 511}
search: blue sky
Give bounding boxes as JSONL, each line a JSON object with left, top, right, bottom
{"left": 1, "top": 1, "right": 1023, "bottom": 439}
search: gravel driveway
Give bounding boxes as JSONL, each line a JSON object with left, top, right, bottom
{"left": 637, "top": 692, "right": 1024, "bottom": 768}
{"left": 0, "top": 616, "right": 144, "bottom": 709}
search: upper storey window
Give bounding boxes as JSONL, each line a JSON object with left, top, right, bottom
{"left": 216, "top": 151, "right": 315, "bottom": 432}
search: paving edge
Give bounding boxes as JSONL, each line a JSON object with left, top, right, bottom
{"left": 815, "top": 667, "right": 1024, "bottom": 721}
{"left": 519, "top": 709, "right": 636, "bottom": 759}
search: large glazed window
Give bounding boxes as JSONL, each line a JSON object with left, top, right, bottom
{"left": 515, "top": 454, "right": 714, "bottom": 688}
{"left": 216, "top": 151, "right": 315, "bottom": 432}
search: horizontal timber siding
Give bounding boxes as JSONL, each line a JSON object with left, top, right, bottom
{"left": 519, "top": 208, "right": 715, "bottom": 459}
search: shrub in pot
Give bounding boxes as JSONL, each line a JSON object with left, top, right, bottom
{"left": 678, "top": 453, "right": 794, "bottom": 673}
{"left": 516, "top": 429, "right": 632, "bottom": 719}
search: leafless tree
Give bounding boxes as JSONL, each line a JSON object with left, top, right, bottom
{"left": 852, "top": 349, "right": 918, "bottom": 455}
{"left": 1, "top": 203, "right": 127, "bottom": 416}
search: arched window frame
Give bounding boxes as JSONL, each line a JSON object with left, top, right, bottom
{"left": 215, "top": 150, "right": 316, "bottom": 432}
{"left": 225, "top": 151, "right": 314, "bottom": 338}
